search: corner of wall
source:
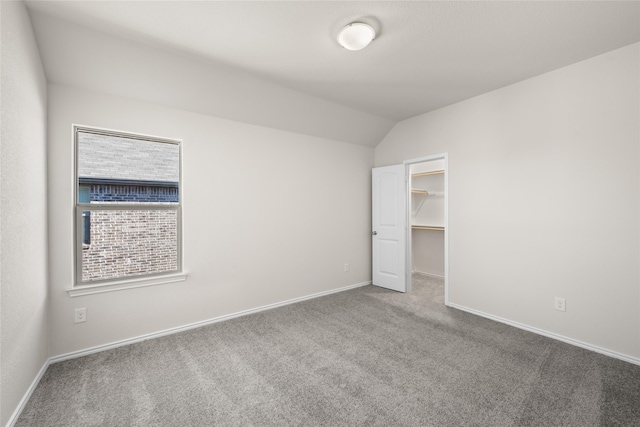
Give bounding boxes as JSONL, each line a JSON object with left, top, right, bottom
{"left": 1, "top": 0, "right": 50, "bottom": 425}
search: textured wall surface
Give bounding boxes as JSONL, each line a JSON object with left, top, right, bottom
{"left": 47, "top": 85, "right": 374, "bottom": 357}
{"left": 376, "top": 43, "right": 640, "bottom": 360}
{"left": 0, "top": 2, "right": 50, "bottom": 425}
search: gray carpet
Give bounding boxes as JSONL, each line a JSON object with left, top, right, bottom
{"left": 16, "top": 275, "right": 640, "bottom": 426}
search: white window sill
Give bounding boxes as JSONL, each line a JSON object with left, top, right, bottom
{"left": 66, "top": 272, "right": 188, "bottom": 297}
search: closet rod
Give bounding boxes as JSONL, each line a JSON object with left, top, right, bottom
{"left": 412, "top": 170, "right": 444, "bottom": 177}
{"left": 412, "top": 226, "right": 445, "bottom": 231}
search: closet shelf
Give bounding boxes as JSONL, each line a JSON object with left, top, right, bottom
{"left": 412, "top": 225, "right": 445, "bottom": 231}
{"left": 412, "top": 170, "right": 444, "bottom": 178}
{"left": 411, "top": 189, "right": 429, "bottom": 195}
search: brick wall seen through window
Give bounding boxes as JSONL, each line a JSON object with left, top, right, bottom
{"left": 76, "top": 128, "right": 181, "bottom": 285}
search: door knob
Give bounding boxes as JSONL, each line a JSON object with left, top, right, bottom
{"left": 372, "top": 231, "right": 377, "bottom": 236}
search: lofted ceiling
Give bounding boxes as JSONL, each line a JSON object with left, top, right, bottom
{"left": 24, "top": 1, "right": 640, "bottom": 146}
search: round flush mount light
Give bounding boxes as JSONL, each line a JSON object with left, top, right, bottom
{"left": 337, "top": 22, "right": 376, "bottom": 51}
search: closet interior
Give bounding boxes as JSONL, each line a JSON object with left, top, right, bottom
{"left": 410, "top": 160, "right": 445, "bottom": 280}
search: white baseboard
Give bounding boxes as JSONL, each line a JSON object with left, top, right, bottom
{"left": 412, "top": 270, "right": 444, "bottom": 279}
{"left": 50, "top": 281, "right": 371, "bottom": 364}
{"left": 447, "top": 302, "right": 640, "bottom": 367}
{"left": 7, "top": 281, "right": 370, "bottom": 427}
{"left": 11, "top": 281, "right": 638, "bottom": 427}
{"left": 6, "top": 359, "right": 50, "bottom": 427}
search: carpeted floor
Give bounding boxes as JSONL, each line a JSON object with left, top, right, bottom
{"left": 16, "top": 275, "right": 640, "bottom": 426}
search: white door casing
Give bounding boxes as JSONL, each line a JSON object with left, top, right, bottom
{"left": 372, "top": 165, "right": 407, "bottom": 292}
{"left": 404, "top": 153, "right": 449, "bottom": 304}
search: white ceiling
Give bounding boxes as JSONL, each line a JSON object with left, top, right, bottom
{"left": 24, "top": 0, "right": 640, "bottom": 145}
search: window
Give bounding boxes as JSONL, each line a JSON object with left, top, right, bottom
{"left": 74, "top": 126, "right": 182, "bottom": 288}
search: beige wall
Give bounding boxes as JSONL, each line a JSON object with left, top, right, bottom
{"left": 376, "top": 43, "right": 640, "bottom": 359}
{"left": 47, "top": 84, "right": 374, "bottom": 357}
{"left": 5, "top": 5, "right": 637, "bottom": 421}
{"left": 0, "top": 1, "right": 50, "bottom": 425}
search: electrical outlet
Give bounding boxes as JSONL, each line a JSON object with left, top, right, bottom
{"left": 75, "top": 308, "right": 87, "bottom": 323}
{"left": 554, "top": 297, "right": 566, "bottom": 312}
{"left": 344, "top": 263, "right": 349, "bottom": 272}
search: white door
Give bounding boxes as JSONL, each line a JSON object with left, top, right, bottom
{"left": 372, "top": 165, "right": 407, "bottom": 292}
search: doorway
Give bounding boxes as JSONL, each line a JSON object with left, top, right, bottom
{"left": 371, "top": 154, "right": 448, "bottom": 301}
{"left": 405, "top": 154, "right": 448, "bottom": 304}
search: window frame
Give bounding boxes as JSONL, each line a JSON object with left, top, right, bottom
{"left": 72, "top": 125, "right": 184, "bottom": 294}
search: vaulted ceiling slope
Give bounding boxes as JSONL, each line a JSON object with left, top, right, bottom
{"left": 26, "top": 1, "right": 640, "bottom": 147}
{"left": 27, "top": 9, "right": 394, "bottom": 147}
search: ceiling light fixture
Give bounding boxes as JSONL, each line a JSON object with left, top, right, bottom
{"left": 337, "top": 22, "right": 375, "bottom": 51}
